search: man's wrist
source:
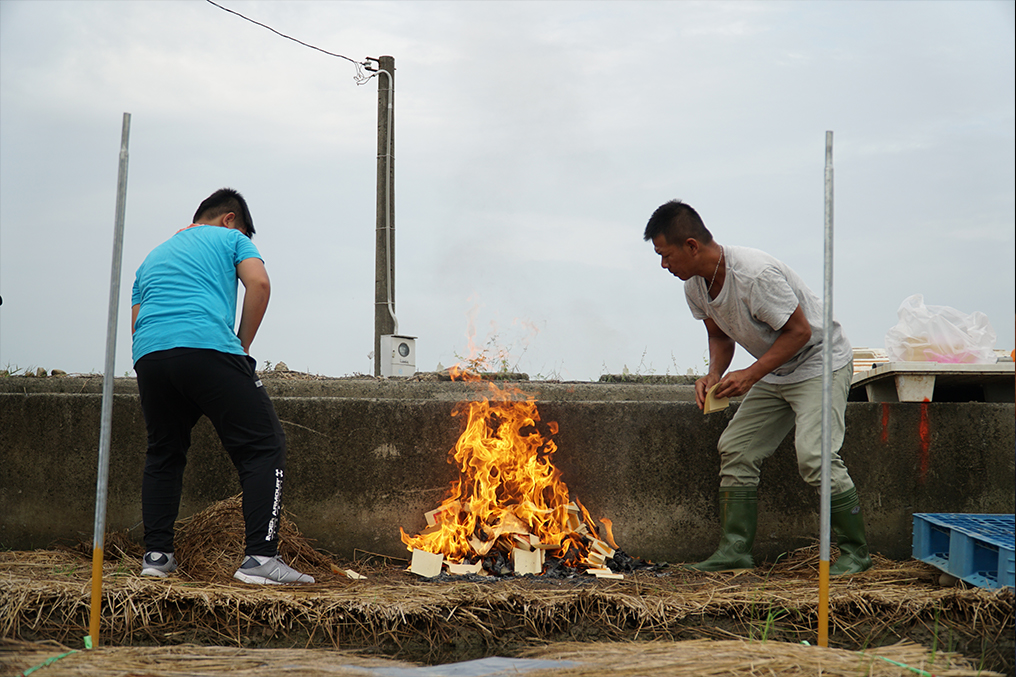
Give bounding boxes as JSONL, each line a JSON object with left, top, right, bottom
{"left": 745, "top": 363, "right": 768, "bottom": 384}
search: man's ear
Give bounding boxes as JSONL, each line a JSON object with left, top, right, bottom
{"left": 222, "top": 211, "right": 245, "bottom": 233}
{"left": 683, "top": 237, "right": 701, "bottom": 255}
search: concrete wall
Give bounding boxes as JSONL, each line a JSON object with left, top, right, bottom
{"left": 1, "top": 376, "right": 1013, "bottom": 562}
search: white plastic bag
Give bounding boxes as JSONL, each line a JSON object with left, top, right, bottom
{"left": 884, "top": 294, "right": 997, "bottom": 364}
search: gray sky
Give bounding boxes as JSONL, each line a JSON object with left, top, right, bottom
{"left": 2, "top": 0, "right": 1013, "bottom": 381}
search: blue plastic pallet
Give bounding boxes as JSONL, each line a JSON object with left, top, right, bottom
{"left": 912, "top": 513, "right": 1014, "bottom": 590}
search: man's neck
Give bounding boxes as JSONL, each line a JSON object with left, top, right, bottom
{"left": 704, "top": 243, "right": 725, "bottom": 298}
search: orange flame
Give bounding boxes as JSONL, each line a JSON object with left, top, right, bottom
{"left": 400, "top": 372, "right": 605, "bottom": 570}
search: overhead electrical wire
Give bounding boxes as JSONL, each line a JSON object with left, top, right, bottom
{"left": 205, "top": 0, "right": 375, "bottom": 82}
{"left": 205, "top": 0, "right": 399, "bottom": 357}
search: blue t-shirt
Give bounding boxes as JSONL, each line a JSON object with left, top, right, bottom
{"left": 131, "top": 225, "right": 263, "bottom": 363}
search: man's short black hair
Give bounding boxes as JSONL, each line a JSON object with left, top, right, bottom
{"left": 193, "top": 188, "right": 255, "bottom": 238}
{"left": 644, "top": 200, "right": 712, "bottom": 246}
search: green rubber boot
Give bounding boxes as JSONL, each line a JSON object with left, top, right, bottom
{"left": 686, "top": 487, "right": 757, "bottom": 572}
{"left": 829, "top": 488, "right": 873, "bottom": 576}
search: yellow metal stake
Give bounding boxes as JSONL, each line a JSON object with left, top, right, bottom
{"left": 88, "top": 112, "right": 131, "bottom": 648}
{"left": 818, "top": 130, "right": 835, "bottom": 647}
{"left": 818, "top": 560, "right": 829, "bottom": 646}
{"left": 89, "top": 545, "right": 104, "bottom": 645}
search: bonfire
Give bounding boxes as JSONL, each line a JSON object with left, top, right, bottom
{"left": 400, "top": 368, "right": 628, "bottom": 578}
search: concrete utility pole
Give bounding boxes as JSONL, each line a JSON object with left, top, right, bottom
{"left": 373, "top": 55, "right": 396, "bottom": 376}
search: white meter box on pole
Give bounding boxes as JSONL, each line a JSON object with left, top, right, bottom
{"left": 380, "top": 335, "right": 416, "bottom": 377}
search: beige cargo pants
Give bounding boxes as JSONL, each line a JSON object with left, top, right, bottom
{"left": 716, "top": 362, "right": 856, "bottom": 494}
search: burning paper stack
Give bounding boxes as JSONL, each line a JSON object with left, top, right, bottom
{"left": 400, "top": 370, "right": 624, "bottom": 579}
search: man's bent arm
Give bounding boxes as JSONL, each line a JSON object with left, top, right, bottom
{"left": 236, "top": 258, "right": 271, "bottom": 354}
{"left": 715, "top": 304, "right": 812, "bottom": 399}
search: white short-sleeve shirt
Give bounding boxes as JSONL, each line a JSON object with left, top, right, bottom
{"left": 685, "top": 245, "right": 852, "bottom": 384}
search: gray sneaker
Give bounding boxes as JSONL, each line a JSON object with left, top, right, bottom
{"left": 141, "top": 551, "right": 178, "bottom": 577}
{"left": 233, "top": 555, "right": 315, "bottom": 585}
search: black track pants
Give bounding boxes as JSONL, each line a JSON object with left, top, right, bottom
{"left": 135, "top": 348, "right": 285, "bottom": 557}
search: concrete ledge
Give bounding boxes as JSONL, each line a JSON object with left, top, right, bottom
{"left": 1, "top": 376, "right": 1013, "bottom": 562}
{"left": 0, "top": 374, "right": 700, "bottom": 402}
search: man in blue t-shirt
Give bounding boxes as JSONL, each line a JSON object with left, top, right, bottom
{"left": 131, "top": 188, "right": 313, "bottom": 585}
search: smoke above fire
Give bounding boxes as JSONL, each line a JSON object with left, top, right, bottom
{"left": 449, "top": 296, "right": 542, "bottom": 376}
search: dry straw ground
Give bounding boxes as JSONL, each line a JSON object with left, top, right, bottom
{"left": 2, "top": 496, "right": 1012, "bottom": 676}
{"left": 0, "top": 637, "right": 1006, "bottom": 676}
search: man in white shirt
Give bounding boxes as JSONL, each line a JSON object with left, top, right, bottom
{"left": 644, "top": 199, "right": 871, "bottom": 575}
